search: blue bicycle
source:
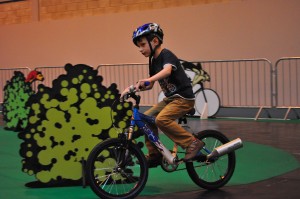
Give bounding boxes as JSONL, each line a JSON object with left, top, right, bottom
{"left": 86, "top": 85, "right": 242, "bottom": 199}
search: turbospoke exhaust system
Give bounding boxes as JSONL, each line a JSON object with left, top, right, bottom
{"left": 207, "top": 138, "right": 243, "bottom": 160}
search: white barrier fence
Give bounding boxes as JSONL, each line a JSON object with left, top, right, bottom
{"left": 1, "top": 58, "right": 299, "bottom": 119}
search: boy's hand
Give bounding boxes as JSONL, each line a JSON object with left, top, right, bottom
{"left": 135, "top": 79, "right": 151, "bottom": 91}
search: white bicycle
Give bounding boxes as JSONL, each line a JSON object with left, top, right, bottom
{"left": 158, "top": 61, "right": 220, "bottom": 117}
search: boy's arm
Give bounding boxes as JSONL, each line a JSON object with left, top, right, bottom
{"left": 149, "top": 64, "right": 172, "bottom": 82}
{"left": 136, "top": 64, "right": 172, "bottom": 91}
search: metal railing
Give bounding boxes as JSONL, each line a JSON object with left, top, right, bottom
{"left": 274, "top": 57, "right": 300, "bottom": 107}
{"left": 97, "top": 59, "right": 273, "bottom": 108}
{"left": 97, "top": 63, "right": 160, "bottom": 106}
{"left": 1, "top": 58, "right": 299, "bottom": 118}
{"left": 200, "top": 58, "right": 273, "bottom": 107}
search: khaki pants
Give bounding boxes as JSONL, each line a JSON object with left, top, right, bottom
{"left": 144, "top": 97, "right": 195, "bottom": 155}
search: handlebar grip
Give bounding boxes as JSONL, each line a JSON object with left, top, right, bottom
{"left": 144, "top": 81, "right": 150, "bottom": 86}
{"left": 138, "top": 81, "right": 151, "bottom": 90}
{"left": 122, "top": 81, "right": 150, "bottom": 101}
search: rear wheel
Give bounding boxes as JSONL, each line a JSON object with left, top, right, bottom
{"left": 186, "top": 130, "right": 236, "bottom": 189}
{"left": 86, "top": 138, "right": 148, "bottom": 199}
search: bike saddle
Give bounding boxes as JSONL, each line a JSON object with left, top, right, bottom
{"left": 186, "top": 108, "right": 196, "bottom": 116}
{"left": 178, "top": 108, "right": 196, "bottom": 125}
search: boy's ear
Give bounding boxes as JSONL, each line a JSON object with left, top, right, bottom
{"left": 153, "top": 36, "right": 160, "bottom": 45}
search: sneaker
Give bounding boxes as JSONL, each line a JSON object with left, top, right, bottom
{"left": 145, "top": 153, "right": 163, "bottom": 168}
{"left": 184, "top": 139, "right": 205, "bottom": 162}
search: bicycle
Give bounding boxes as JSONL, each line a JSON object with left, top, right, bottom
{"left": 158, "top": 60, "right": 220, "bottom": 117}
{"left": 86, "top": 84, "right": 242, "bottom": 199}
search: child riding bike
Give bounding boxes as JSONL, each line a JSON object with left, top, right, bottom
{"left": 121, "top": 23, "right": 205, "bottom": 168}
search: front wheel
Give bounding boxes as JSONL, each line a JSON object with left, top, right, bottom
{"left": 86, "top": 138, "right": 148, "bottom": 199}
{"left": 186, "top": 130, "right": 236, "bottom": 190}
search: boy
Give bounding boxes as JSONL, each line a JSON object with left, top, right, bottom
{"left": 121, "top": 23, "right": 204, "bottom": 167}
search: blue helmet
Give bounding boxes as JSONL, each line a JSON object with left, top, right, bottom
{"left": 132, "top": 23, "right": 164, "bottom": 46}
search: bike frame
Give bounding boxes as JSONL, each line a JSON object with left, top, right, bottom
{"left": 128, "top": 105, "right": 177, "bottom": 164}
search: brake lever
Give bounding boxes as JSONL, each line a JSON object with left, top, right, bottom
{"left": 129, "top": 85, "right": 135, "bottom": 93}
{"left": 120, "top": 85, "right": 135, "bottom": 102}
{"left": 121, "top": 82, "right": 150, "bottom": 102}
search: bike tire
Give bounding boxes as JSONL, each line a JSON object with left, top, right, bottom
{"left": 86, "top": 138, "right": 148, "bottom": 199}
{"left": 195, "top": 89, "right": 220, "bottom": 117}
{"left": 186, "top": 130, "right": 236, "bottom": 190}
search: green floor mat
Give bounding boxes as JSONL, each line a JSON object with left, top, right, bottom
{"left": 0, "top": 126, "right": 299, "bottom": 198}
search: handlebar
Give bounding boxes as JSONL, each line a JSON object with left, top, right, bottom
{"left": 143, "top": 81, "right": 151, "bottom": 87}
{"left": 121, "top": 81, "right": 151, "bottom": 103}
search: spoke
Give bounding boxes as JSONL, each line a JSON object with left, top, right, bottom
{"left": 88, "top": 141, "right": 147, "bottom": 197}
{"left": 108, "top": 175, "right": 117, "bottom": 194}
{"left": 100, "top": 173, "right": 112, "bottom": 187}
{"left": 119, "top": 177, "right": 128, "bottom": 194}
{"left": 215, "top": 156, "right": 228, "bottom": 177}
{"left": 212, "top": 139, "right": 220, "bottom": 149}
{"left": 96, "top": 172, "right": 114, "bottom": 181}
{"left": 188, "top": 132, "right": 234, "bottom": 188}
{"left": 192, "top": 162, "right": 206, "bottom": 169}
{"left": 95, "top": 167, "right": 112, "bottom": 171}
{"left": 108, "top": 157, "right": 117, "bottom": 168}
{"left": 112, "top": 147, "right": 121, "bottom": 165}
{"left": 200, "top": 164, "right": 210, "bottom": 180}
{"left": 209, "top": 164, "right": 220, "bottom": 181}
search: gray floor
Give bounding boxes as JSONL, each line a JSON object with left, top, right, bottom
{"left": 0, "top": 115, "right": 299, "bottom": 198}
{"left": 137, "top": 118, "right": 300, "bottom": 199}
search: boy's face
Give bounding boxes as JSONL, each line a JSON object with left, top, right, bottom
{"left": 136, "top": 37, "right": 155, "bottom": 58}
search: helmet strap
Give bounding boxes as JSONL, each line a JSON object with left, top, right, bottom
{"left": 147, "top": 36, "right": 160, "bottom": 67}
{"left": 147, "top": 38, "right": 154, "bottom": 67}
{"left": 147, "top": 34, "right": 162, "bottom": 69}
{"left": 146, "top": 38, "right": 154, "bottom": 56}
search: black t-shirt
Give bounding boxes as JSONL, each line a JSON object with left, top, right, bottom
{"left": 150, "top": 49, "right": 194, "bottom": 99}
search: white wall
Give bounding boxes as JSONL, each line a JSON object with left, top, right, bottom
{"left": 0, "top": 0, "right": 299, "bottom": 68}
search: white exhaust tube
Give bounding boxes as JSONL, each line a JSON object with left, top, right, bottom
{"left": 207, "top": 138, "right": 243, "bottom": 160}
